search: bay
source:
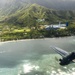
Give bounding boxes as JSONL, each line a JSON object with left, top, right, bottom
{"left": 0, "top": 36, "right": 75, "bottom": 75}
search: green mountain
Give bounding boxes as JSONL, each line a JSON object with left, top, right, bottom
{"left": 0, "top": 0, "right": 75, "bottom": 22}
{"left": 0, "top": 3, "right": 75, "bottom": 41}
{"left": 0, "top": 0, "right": 30, "bottom": 21}
{"left": 3, "top": 4, "right": 75, "bottom": 27}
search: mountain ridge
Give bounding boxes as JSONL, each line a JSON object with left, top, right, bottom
{"left": 0, "top": 0, "right": 75, "bottom": 19}
{"left": 3, "top": 3, "right": 75, "bottom": 27}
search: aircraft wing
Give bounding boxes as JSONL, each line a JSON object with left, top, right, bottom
{"left": 50, "top": 46, "right": 69, "bottom": 58}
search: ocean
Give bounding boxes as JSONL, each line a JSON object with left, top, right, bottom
{"left": 0, "top": 36, "right": 75, "bottom": 75}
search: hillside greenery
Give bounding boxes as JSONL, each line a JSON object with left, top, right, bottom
{"left": 0, "top": 4, "right": 75, "bottom": 41}
{"left": 3, "top": 4, "right": 75, "bottom": 27}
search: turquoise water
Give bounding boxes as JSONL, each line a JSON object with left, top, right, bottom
{"left": 0, "top": 36, "right": 75, "bottom": 75}
{"left": 19, "top": 54, "right": 75, "bottom": 75}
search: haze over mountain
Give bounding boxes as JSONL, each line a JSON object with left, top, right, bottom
{"left": 0, "top": 0, "right": 75, "bottom": 10}
{"left": 0, "top": 0, "right": 75, "bottom": 25}
{"left": 30, "top": 0, "right": 75, "bottom": 10}
{"left": 0, "top": 0, "right": 75, "bottom": 18}
{"left": 3, "top": 3, "right": 75, "bottom": 27}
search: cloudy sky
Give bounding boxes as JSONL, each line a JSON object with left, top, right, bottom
{"left": 0, "top": 0, "right": 75, "bottom": 10}
{"left": 0, "top": 0, "right": 75, "bottom": 3}
{"left": 0, "top": 0, "right": 11, "bottom": 4}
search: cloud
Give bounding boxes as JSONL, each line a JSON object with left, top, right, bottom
{"left": 0, "top": 0, "right": 13, "bottom": 4}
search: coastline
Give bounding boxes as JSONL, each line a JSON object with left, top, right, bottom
{"left": 0, "top": 39, "right": 35, "bottom": 44}
{"left": 0, "top": 36, "right": 74, "bottom": 44}
{"left": 0, "top": 38, "right": 45, "bottom": 44}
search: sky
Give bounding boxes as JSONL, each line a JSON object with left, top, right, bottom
{"left": 0, "top": 0, "right": 14, "bottom": 4}
{"left": 0, "top": 0, "right": 75, "bottom": 3}
{"left": 0, "top": 0, "right": 75, "bottom": 9}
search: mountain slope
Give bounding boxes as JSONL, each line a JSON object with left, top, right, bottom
{"left": 4, "top": 4, "right": 75, "bottom": 27}
{"left": 0, "top": 0, "right": 75, "bottom": 16}
{"left": 0, "top": 0, "right": 30, "bottom": 21}
{"left": 0, "top": 0, "right": 75, "bottom": 21}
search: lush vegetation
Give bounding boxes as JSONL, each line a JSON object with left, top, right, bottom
{"left": 3, "top": 4, "right": 75, "bottom": 27}
{"left": 0, "top": 4, "right": 75, "bottom": 41}
{"left": 0, "top": 22, "right": 75, "bottom": 41}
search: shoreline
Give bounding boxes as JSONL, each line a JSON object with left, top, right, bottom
{"left": 0, "top": 39, "right": 35, "bottom": 44}
{"left": 0, "top": 36, "right": 74, "bottom": 44}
